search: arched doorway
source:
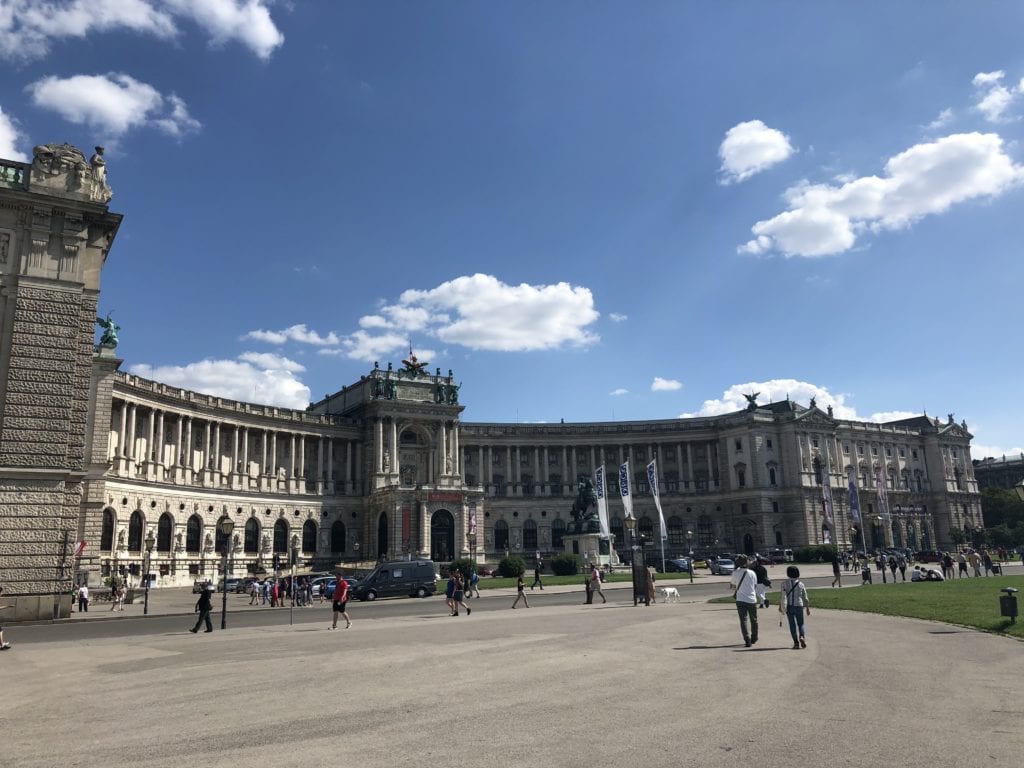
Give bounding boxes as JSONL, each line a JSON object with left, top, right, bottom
{"left": 892, "top": 523, "right": 903, "bottom": 548}
{"left": 742, "top": 532, "right": 754, "bottom": 555}
{"left": 377, "top": 513, "right": 389, "bottom": 560}
{"left": 431, "top": 509, "right": 454, "bottom": 562}
{"left": 244, "top": 518, "right": 260, "bottom": 554}
{"left": 273, "top": 519, "right": 288, "bottom": 554}
{"left": 523, "top": 519, "right": 537, "bottom": 552}
{"left": 494, "top": 519, "right": 509, "bottom": 552}
{"left": 157, "top": 513, "right": 173, "bottom": 552}
{"left": 128, "top": 511, "right": 144, "bottom": 552}
{"left": 186, "top": 515, "right": 202, "bottom": 552}
{"left": 331, "top": 521, "right": 346, "bottom": 554}
{"left": 871, "top": 519, "right": 884, "bottom": 550}
{"left": 302, "top": 520, "right": 317, "bottom": 553}
{"left": 101, "top": 509, "right": 115, "bottom": 551}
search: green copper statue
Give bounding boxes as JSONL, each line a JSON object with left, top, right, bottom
{"left": 96, "top": 312, "right": 120, "bottom": 348}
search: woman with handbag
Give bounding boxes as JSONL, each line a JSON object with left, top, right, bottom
{"left": 778, "top": 565, "right": 811, "bottom": 649}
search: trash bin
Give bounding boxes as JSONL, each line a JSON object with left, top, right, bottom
{"left": 992, "top": 563, "right": 1002, "bottom": 575}
{"left": 999, "top": 587, "right": 1018, "bottom": 623}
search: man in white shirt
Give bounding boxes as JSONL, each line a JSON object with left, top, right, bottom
{"left": 730, "top": 555, "right": 759, "bottom": 647}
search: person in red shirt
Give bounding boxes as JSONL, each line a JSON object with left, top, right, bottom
{"left": 331, "top": 577, "right": 351, "bottom": 629}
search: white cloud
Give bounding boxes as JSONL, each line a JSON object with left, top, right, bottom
{"left": 237, "top": 351, "right": 305, "bottom": 373}
{"left": 349, "top": 274, "right": 599, "bottom": 356}
{"left": 867, "top": 410, "right": 919, "bottom": 423}
{"left": 651, "top": 377, "right": 682, "bottom": 392}
{"left": 336, "top": 330, "right": 409, "bottom": 362}
{"left": 609, "top": 313, "right": 628, "bottom": 322}
{"left": 681, "top": 379, "right": 874, "bottom": 421}
{"left": 739, "top": 132, "right": 1024, "bottom": 257}
{"left": 926, "top": 108, "right": 953, "bottom": 131}
{"left": 0, "top": 106, "right": 28, "bottom": 161}
{"left": 129, "top": 357, "right": 310, "bottom": 409}
{"left": 972, "top": 70, "right": 1024, "bottom": 123}
{"left": 243, "top": 323, "right": 340, "bottom": 346}
{"left": 609, "top": 388, "right": 628, "bottom": 396}
{"left": 0, "top": 0, "right": 282, "bottom": 61}
{"left": 718, "top": 119, "right": 795, "bottom": 184}
{"left": 27, "top": 73, "right": 201, "bottom": 138}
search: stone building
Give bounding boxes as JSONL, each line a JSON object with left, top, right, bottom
{"left": 0, "top": 144, "right": 985, "bottom": 618}
{"left": 0, "top": 144, "right": 120, "bottom": 618}
{"left": 972, "top": 454, "right": 1024, "bottom": 491}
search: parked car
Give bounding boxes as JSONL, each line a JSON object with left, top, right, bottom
{"left": 660, "top": 557, "right": 693, "bottom": 573}
{"left": 477, "top": 565, "right": 495, "bottom": 577}
{"left": 710, "top": 558, "right": 735, "bottom": 575}
{"left": 216, "top": 577, "right": 241, "bottom": 593}
{"left": 235, "top": 577, "right": 262, "bottom": 593}
{"left": 192, "top": 579, "right": 214, "bottom": 593}
{"left": 915, "top": 550, "right": 944, "bottom": 563}
{"left": 352, "top": 559, "right": 437, "bottom": 601}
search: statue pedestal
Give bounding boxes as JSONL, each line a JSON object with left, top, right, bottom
{"left": 562, "top": 532, "right": 618, "bottom": 568}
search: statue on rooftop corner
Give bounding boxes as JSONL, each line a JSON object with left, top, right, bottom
{"left": 96, "top": 312, "right": 120, "bottom": 348}
{"left": 743, "top": 392, "right": 760, "bottom": 410}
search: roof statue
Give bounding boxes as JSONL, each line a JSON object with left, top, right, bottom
{"left": 743, "top": 392, "right": 760, "bottom": 411}
{"left": 31, "top": 142, "right": 112, "bottom": 203}
{"left": 401, "top": 345, "right": 428, "bottom": 376}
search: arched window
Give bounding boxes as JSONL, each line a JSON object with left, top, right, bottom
{"left": 215, "top": 516, "right": 231, "bottom": 553}
{"left": 494, "top": 519, "right": 509, "bottom": 550}
{"left": 273, "top": 519, "right": 288, "bottom": 554}
{"left": 667, "top": 516, "right": 684, "bottom": 550}
{"left": 892, "top": 522, "right": 903, "bottom": 548}
{"left": 551, "top": 518, "right": 565, "bottom": 549}
{"left": 244, "top": 518, "right": 260, "bottom": 554}
{"left": 100, "top": 509, "right": 115, "bottom": 551}
{"left": 186, "top": 515, "right": 202, "bottom": 552}
{"left": 769, "top": 467, "right": 777, "bottom": 486}
{"left": 523, "top": 519, "right": 538, "bottom": 551}
{"left": 302, "top": 520, "right": 317, "bottom": 553}
{"left": 331, "top": 521, "right": 346, "bottom": 553}
{"left": 697, "top": 515, "right": 713, "bottom": 547}
{"left": 128, "top": 510, "right": 144, "bottom": 552}
{"left": 157, "top": 513, "right": 173, "bottom": 552}
{"left": 638, "top": 516, "right": 654, "bottom": 540}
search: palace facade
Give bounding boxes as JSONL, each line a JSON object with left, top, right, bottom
{"left": 0, "top": 144, "right": 985, "bottom": 618}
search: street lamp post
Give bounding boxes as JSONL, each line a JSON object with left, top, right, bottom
{"left": 686, "top": 529, "right": 694, "bottom": 585}
{"left": 219, "top": 518, "right": 234, "bottom": 630}
{"left": 624, "top": 516, "right": 638, "bottom": 606}
{"left": 143, "top": 530, "right": 155, "bottom": 615}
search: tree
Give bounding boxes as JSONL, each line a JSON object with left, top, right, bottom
{"left": 948, "top": 528, "right": 966, "bottom": 547}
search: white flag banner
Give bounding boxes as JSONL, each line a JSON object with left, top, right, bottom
{"left": 847, "top": 467, "right": 861, "bottom": 524}
{"left": 821, "top": 456, "right": 835, "bottom": 527}
{"left": 594, "top": 466, "right": 610, "bottom": 540}
{"left": 647, "top": 459, "right": 667, "bottom": 541}
{"left": 619, "top": 461, "right": 634, "bottom": 519}
{"left": 876, "top": 469, "right": 890, "bottom": 521}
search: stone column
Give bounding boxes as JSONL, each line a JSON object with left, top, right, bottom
{"left": 452, "top": 423, "right": 460, "bottom": 476}
{"left": 327, "top": 437, "right": 335, "bottom": 494}
{"left": 183, "top": 416, "right": 192, "bottom": 471}
{"left": 514, "top": 445, "right": 522, "bottom": 495}
{"left": 354, "top": 442, "right": 362, "bottom": 493}
{"left": 686, "top": 442, "right": 694, "bottom": 490}
{"left": 375, "top": 419, "right": 383, "bottom": 474}
{"left": 118, "top": 400, "right": 128, "bottom": 457}
{"left": 298, "top": 434, "right": 306, "bottom": 491}
{"left": 439, "top": 421, "right": 448, "bottom": 476}
{"left": 391, "top": 419, "right": 399, "bottom": 477}
{"left": 505, "top": 446, "right": 512, "bottom": 496}
{"left": 127, "top": 403, "right": 137, "bottom": 463}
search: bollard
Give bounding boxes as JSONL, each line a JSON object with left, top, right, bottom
{"left": 999, "top": 587, "right": 1018, "bottom": 623}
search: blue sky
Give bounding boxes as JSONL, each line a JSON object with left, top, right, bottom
{"left": 2, "top": 2, "right": 1024, "bottom": 459}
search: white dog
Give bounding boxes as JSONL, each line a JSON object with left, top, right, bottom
{"left": 658, "top": 586, "right": 680, "bottom": 603}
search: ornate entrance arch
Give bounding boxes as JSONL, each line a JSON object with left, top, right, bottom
{"left": 431, "top": 509, "right": 455, "bottom": 562}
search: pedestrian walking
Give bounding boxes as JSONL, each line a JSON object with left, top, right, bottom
{"left": 982, "top": 550, "right": 994, "bottom": 577}
{"left": 531, "top": 560, "right": 544, "bottom": 590}
{"left": 646, "top": 566, "right": 657, "bottom": 604}
{"left": 752, "top": 557, "right": 771, "bottom": 607}
{"left": 897, "top": 554, "right": 907, "bottom": 581}
{"left": 830, "top": 552, "right": 842, "bottom": 588}
{"left": 778, "top": 565, "right": 810, "bottom": 649}
{"left": 330, "top": 577, "right": 351, "bottom": 629}
{"left": 511, "top": 573, "right": 530, "bottom": 608}
{"left": 942, "top": 552, "right": 955, "bottom": 580}
{"left": 0, "top": 585, "right": 13, "bottom": 650}
{"left": 445, "top": 573, "right": 456, "bottom": 615}
{"left": 77, "top": 583, "right": 89, "bottom": 612}
{"left": 888, "top": 556, "right": 898, "bottom": 583}
{"left": 262, "top": 579, "right": 270, "bottom": 605}
{"left": 589, "top": 563, "right": 606, "bottom": 604}
{"left": 468, "top": 570, "right": 481, "bottom": 599}
{"left": 452, "top": 572, "right": 471, "bottom": 616}
{"left": 957, "top": 551, "right": 968, "bottom": 578}
{"left": 189, "top": 585, "right": 213, "bottom": 633}
{"left": 968, "top": 550, "right": 982, "bottom": 577}
{"left": 730, "top": 555, "right": 759, "bottom": 647}
{"left": 249, "top": 580, "right": 260, "bottom": 605}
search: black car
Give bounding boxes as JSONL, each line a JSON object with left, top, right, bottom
{"left": 660, "top": 557, "right": 693, "bottom": 573}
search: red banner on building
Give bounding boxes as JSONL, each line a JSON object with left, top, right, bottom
{"left": 428, "top": 491, "right": 462, "bottom": 502}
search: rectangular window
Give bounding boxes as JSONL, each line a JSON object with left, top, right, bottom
{"left": 871, "top": 446, "right": 878, "bottom": 456}
{"left": 766, "top": 438, "right": 773, "bottom": 449}
{"left": 912, "top": 449, "right": 918, "bottom": 460}
{"left": 843, "top": 444, "right": 850, "bottom": 455}
{"left": 735, "top": 439, "right": 742, "bottom": 451}
{"left": 885, "top": 448, "right": 891, "bottom": 457}
{"left": 812, "top": 438, "right": 819, "bottom": 448}
{"left": 858, "top": 445, "right": 864, "bottom": 455}
{"left": 899, "top": 448, "right": 905, "bottom": 458}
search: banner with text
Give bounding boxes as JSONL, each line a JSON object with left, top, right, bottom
{"left": 619, "top": 461, "right": 634, "bottom": 519}
{"left": 594, "top": 466, "right": 610, "bottom": 540}
{"left": 647, "top": 459, "right": 668, "bottom": 541}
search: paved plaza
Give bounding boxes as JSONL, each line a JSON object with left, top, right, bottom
{"left": 4, "top": 571, "right": 1022, "bottom": 768}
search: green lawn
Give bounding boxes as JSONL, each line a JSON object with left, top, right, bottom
{"left": 716, "top": 575, "right": 1024, "bottom": 639}
{"left": 477, "top": 572, "right": 639, "bottom": 590}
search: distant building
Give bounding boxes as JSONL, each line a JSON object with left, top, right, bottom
{"left": 972, "top": 454, "right": 1024, "bottom": 491}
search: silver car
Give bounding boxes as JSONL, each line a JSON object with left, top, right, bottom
{"left": 711, "top": 557, "right": 735, "bottom": 575}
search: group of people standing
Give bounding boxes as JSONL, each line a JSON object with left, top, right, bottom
{"left": 445, "top": 570, "right": 477, "bottom": 615}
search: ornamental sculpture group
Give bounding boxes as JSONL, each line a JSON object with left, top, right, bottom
{"left": 31, "top": 143, "right": 112, "bottom": 204}
{"left": 567, "top": 478, "right": 601, "bottom": 534}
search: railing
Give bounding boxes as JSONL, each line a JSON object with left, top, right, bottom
{"left": 0, "top": 160, "right": 28, "bottom": 189}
